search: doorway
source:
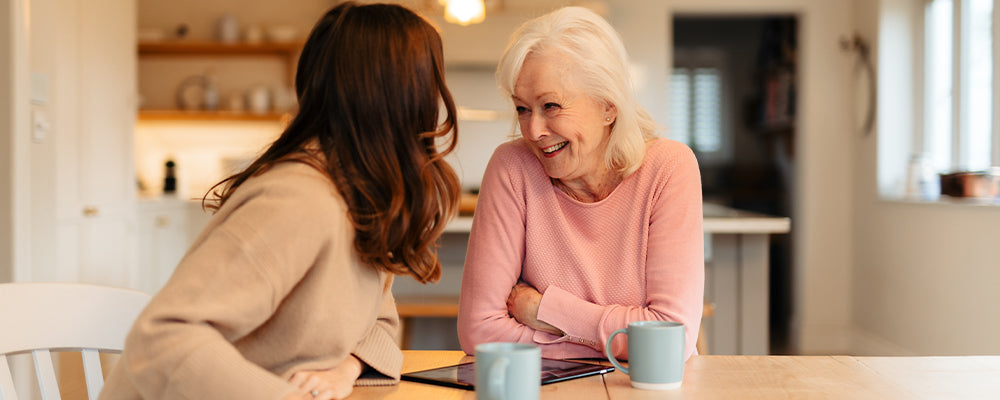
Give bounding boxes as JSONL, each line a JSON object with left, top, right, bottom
{"left": 672, "top": 16, "right": 797, "bottom": 354}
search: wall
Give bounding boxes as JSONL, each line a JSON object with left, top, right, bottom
{"left": 850, "top": 0, "right": 1000, "bottom": 355}
{"left": 27, "top": 0, "right": 60, "bottom": 284}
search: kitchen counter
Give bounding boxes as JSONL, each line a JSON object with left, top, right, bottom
{"left": 445, "top": 202, "right": 790, "bottom": 234}
{"left": 703, "top": 202, "right": 791, "bottom": 233}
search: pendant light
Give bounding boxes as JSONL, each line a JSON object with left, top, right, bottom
{"left": 442, "top": 0, "right": 485, "bottom": 26}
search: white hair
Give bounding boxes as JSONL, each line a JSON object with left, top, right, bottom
{"left": 496, "top": 6, "right": 658, "bottom": 176}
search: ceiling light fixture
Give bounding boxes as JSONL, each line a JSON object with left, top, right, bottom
{"left": 441, "top": 0, "right": 485, "bottom": 26}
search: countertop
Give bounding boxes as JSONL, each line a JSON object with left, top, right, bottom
{"left": 140, "top": 197, "right": 790, "bottom": 235}
{"left": 447, "top": 202, "right": 790, "bottom": 234}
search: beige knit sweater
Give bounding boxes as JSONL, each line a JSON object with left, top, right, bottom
{"left": 100, "top": 161, "right": 402, "bottom": 400}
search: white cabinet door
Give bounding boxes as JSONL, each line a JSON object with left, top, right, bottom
{"left": 49, "top": 0, "right": 139, "bottom": 288}
{"left": 137, "top": 199, "right": 189, "bottom": 294}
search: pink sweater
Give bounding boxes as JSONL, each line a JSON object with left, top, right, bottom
{"left": 457, "top": 138, "right": 704, "bottom": 360}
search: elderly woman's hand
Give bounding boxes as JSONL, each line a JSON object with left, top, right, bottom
{"left": 506, "top": 282, "right": 564, "bottom": 336}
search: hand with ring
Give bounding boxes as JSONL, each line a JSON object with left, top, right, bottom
{"left": 283, "top": 355, "right": 364, "bottom": 400}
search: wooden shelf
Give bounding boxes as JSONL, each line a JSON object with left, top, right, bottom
{"left": 138, "top": 40, "right": 304, "bottom": 56}
{"left": 138, "top": 109, "right": 294, "bottom": 122}
{"left": 137, "top": 41, "right": 303, "bottom": 112}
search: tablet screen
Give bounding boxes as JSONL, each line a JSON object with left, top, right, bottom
{"left": 400, "top": 358, "right": 615, "bottom": 390}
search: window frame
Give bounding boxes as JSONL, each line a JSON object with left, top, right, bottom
{"left": 670, "top": 47, "right": 732, "bottom": 164}
{"left": 919, "top": 0, "right": 1000, "bottom": 173}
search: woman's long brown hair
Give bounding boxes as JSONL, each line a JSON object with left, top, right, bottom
{"left": 203, "top": 2, "right": 460, "bottom": 283}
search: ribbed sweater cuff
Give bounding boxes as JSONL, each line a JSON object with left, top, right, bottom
{"left": 353, "top": 329, "right": 403, "bottom": 385}
{"left": 537, "top": 285, "right": 606, "bottom": 350}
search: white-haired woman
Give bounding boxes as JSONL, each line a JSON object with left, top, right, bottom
{"left": 457, "top": 6, "right": 704, "bottom": 361}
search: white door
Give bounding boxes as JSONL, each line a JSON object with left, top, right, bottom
{"left": 45, "top": 0, "right": 139, "bottom": 288}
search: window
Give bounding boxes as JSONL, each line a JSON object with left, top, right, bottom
{"left": 670, "top": 67, "right": 723, "bottom": 152}
{"left": 921, "top": 0, "right": 1000, "bottom": 174}
{"left": 670, "top": 49, "right": 730, "bottom": 162}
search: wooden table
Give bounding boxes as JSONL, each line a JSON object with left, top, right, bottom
{"left": 347, "top": 351, "right": 1000, "bottom": 399}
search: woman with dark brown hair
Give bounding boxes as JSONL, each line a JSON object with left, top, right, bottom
{"left": 99, "top": 3, "right": 460, "bottom": 400}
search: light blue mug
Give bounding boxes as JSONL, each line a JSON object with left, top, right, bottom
{"left": 605, "top": 320, "right": 685, "bottom": 390}
{"left": 474, "top": 342, "right": 541, "bottom": 400}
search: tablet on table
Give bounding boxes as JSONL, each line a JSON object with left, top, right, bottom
{"left": 400, "top": 358, "right": 615, "bottom": 390}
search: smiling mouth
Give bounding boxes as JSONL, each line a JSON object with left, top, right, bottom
{"left": 542, "top": 142, "right": 568, "bottom": 155}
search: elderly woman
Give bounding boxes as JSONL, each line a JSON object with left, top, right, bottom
{"left": 457, "top": 6, "right": 704, "bottom": 361}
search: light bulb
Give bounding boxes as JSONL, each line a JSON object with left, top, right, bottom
{"left": 444, "top": 0, "right": 485, "bottom": 26}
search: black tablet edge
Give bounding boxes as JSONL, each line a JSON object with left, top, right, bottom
{"left": 400, "top": 370, "right": 474, "bottom": 390}
{"left": 399, "top": 359, "right": 614, "bottom": 391}
{"left": 542, "top": 364, "right": 615, "bottom": 385}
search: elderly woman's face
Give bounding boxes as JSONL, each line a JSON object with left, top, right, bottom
{"left": 512, "top": 51, "right": 614, "bottom": 183}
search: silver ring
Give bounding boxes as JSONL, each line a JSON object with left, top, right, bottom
{"left": 310, "top": 389, "right": 320, "bottom": 397}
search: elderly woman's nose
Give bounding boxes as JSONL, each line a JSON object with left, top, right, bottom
{"left": 523, "top": 113, "right": 548, "bottom": 141}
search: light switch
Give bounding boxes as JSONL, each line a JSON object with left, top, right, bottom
{"left": 30, "top": 72, "right": 50, "bottom": 105}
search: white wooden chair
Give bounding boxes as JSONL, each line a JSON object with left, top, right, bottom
{"left": 0, "top": 282, "right": 151, "bottom": 400}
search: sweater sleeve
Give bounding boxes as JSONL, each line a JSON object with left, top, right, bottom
{"left": 354, "top": 275, "right": 403, "bottom": 386}
{"left": 457, "top": 144, "right": 538, "bottom": 354}
{"left": 535, "top": 143, "right": 705, "bottom": 360}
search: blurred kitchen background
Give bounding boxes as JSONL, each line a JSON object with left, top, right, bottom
{"left": 4, "top": 0, "right": 1000, "bottom": 360}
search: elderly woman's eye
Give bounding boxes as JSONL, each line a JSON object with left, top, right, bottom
{"left": 544, "top": 103, "right": 561, "bottom": 110}
{"left": 515, "top": 106, "right": 528, "bottom": 114}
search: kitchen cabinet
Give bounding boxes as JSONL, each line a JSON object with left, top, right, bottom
{"left": 137, "top": 40, "right": 302, "bottom": 121}
{"left": 136, "top": 199, "right": 215, "bottom": 294}
{"left": 137, "top": 199, "right": 189, "bottom": 294}
{"left": 701, "top": 203, "right": 790, "bottom": 355}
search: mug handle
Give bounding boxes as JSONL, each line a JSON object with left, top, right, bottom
{"left": 605, "top": 328, "right": 629, "bottom": 375}
{"left": 486, "top": 357, "right": 510, "bottom": 400}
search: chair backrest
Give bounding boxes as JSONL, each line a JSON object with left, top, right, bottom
{"left": 0, "top": 282, "right": 151, "bottom": 400}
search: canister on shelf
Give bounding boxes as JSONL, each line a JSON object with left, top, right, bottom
{"left": 163, "top": 160, "right": 177, "bottom": 195}
{"left": 217, "top": 14, "right": 239, "bottom": 43}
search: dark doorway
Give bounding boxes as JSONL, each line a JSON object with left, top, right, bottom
{"left": 672, "top": 16, "right": 797, "bottom": 354}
